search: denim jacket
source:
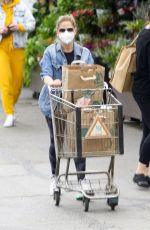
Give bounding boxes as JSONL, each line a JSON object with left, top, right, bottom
{"left": 39, "top": 42, "right": 94, "bottom": 117}
{"left": 0, "top": 3, "right": 35, "bottom": 48}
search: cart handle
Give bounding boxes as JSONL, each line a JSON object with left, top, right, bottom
{"left": 47, "top": 85, "right": 62, "bottom": 93}
{"left": 48, "top": 85, "right": 51, "bottom": 91}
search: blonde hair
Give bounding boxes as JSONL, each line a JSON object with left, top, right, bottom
{"left": 55, "top": 15, "right": 77, "bottom": 31}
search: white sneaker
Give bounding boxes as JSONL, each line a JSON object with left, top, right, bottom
{"left": 49, "top": 176, "right": 56, "bottom": 196}
{"left": 80, "top": 178, "right": 91, "bottom": 192}
{"left": 3, "top": 114, "right": 15, "bottom": 128}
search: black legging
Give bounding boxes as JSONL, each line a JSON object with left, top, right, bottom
{"left": 45, "top": 116, "right": 86, "bottom": 179}
{"left": 135, "top": 100, "right": 150, "bottom": 167}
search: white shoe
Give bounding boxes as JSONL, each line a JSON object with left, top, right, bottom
{"left": 80, "top": 178, "right": 91, "bottom": 192}
{"left": 3, "top": 115, "right": 15, "bottom": 128}
{"left": 49, "top": 176, "right": 56, "bottom": 196}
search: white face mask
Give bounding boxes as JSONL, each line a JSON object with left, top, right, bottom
{"left": 59, "top": 31, "right": 75, "bottom": 45}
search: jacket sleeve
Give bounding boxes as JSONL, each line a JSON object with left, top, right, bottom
{"left": 81, "top": 46, "right": 94, "bottom": 64}
{"left": 40, "top": 47, "right": 54, "bottom": 78}
{"left": 87, "top": 51, "right": 94, "bottom": 64}
{"left": 22, "top": 5, "right": 35, "bottom": 32}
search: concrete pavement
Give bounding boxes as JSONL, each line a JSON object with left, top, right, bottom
{"left": 0, "top": 88, "right": 150, "bottom": 230}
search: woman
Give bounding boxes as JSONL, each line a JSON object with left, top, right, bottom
{"left": 0, "top": 0, "right": 35, "bottom": 127}
{"left": 39, "top": 15, "right": 94, "bottom": 196}
{"left": 132, "top": 8, "right": 150, "bottom": 188}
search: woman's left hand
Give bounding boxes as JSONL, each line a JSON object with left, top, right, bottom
{"left": 8, "top": 23, "right": 19, "bottom": 32}
{"left": 52, "top": 79, "right": 62, "bottom": 87}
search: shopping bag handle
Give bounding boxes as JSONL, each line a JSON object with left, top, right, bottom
{"left": 128, "top": 34, "right": 138, "bottom": 46}
{"left": 80, "top": 75, "right": 96, "bottom": 81}
{"left": 71, "top": 60, "right": 86, "bottom": 65}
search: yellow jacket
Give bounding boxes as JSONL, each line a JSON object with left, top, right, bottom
{"left": 0, "top": 0, "right": 35, "bottom": 49}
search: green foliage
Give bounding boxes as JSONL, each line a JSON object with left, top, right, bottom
{"left": 96, "top": 38, "right": 129, "bottom": 69}
{"left": 121, "top": 19, "right": 145, "bottom": 33}
{"left": 32, "top": 2, "right": 49, "bottom": 27}
{"left": 133, "top": 1, "right": 150, "bottom": 20}
{"left": 93, "top": 0, "right": 110, "bottom": 8}
{"left": 58, "top": 0, "right": 97, "bottom": 34}
{"left": 97, "top": 10, "right": 113, "bottom": 28}
{"left": 58, "top": 0, "right": 93, "bottom": 12}
{"left": 24, "top": 8, "right": 59, "bottom": 86}
{"left": 75, "top": 10, "right": 97, "bottom": 34}
{"left": 36, "top": 10, "right": 59, "bottom": 39}
{"left": 24, "top": 36, "right": 47, "bottom": 86}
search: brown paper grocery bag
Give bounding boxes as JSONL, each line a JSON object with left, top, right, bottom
{"left": 62, "top": 64, "right": 105, "bottom": 90}
{"left": 110, "top": 35, "right": 138, "bottom": 93}
{"left": 63, "top": 89, "right": 103, "bottom": 106}
{"left": 65, "top": 109, "right": 117, "bottom": 156}
{"left": 62, "top": 64, "right": 105, "bottom": 102}
{"left": 81, "top": 110, "right": 117, "bottom": 156}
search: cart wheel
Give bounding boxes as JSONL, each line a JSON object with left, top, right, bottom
{"left": 83, "top": 198, "right": 90, "bottom": 212}
{"left": 53, "top": 187, "right": 61, "bottom": 200}
{"left": 54, "top": 191, "right": 60, "bottom": 206}
{"left": 107, "top": 197, "right": 118, "bottom": 211}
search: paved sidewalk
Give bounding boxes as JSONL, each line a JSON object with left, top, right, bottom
{"left": 0, "top": 88, "right": 150, "bottom": 230}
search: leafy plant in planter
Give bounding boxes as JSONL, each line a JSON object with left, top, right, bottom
{"left": 95, "top": 37, "right": 128, "bottom": 70}
{"left": 33, "top": 2, "right": 49, "bottom": 27}
{"left": 36, "top": 11, "right": 59, "bottom": 39}
{"left": 58, "top": 0, "right": 98, "bottom": 34}
{"left": 24, "top": 36, "right": 47, "bottom": 86}
{"left": 121, "top": 19, "right": 145, "bottom": 37}
{"left": 133, "top": 0, "right": 150, "bottom": 20}
{"left": 97, "top": 10, "right": 113, "bottom": 28}
{"left": 118, "top": 1, "right": 149, "bottom": 38}
{"left": 72, "top": 9, "right": 97, "bottom": 34}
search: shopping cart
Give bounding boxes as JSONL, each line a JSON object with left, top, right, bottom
{"left": 49, "top": 87, "right": 124, "bottom": 212}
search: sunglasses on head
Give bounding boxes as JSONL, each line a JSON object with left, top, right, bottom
{"left": 59, "top": 28, "right": 74, "bottom": 33}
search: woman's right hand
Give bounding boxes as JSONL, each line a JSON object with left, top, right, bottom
{"left": 43, "top": 76, "right": 61, "bottom": 87}
{"left": 43, "top": 76, "right": 54, "bottom": 87}
{"left": 52, "top": 79, "right": 62, "bottom": 87}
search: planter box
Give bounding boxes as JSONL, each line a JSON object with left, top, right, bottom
{"left": 113, "top": 89, "right": 141, "bottom": 121}
{"left": 30, "top": 65, "right": 43, "bottom": 93}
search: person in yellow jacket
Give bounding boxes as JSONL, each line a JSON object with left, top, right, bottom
{"left": 0, "top": 0, "right": 35, "bottom": 127}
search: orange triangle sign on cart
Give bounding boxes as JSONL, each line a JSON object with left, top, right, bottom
{"left": 85, "top": 115, "right": 111, "bottom": 139}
